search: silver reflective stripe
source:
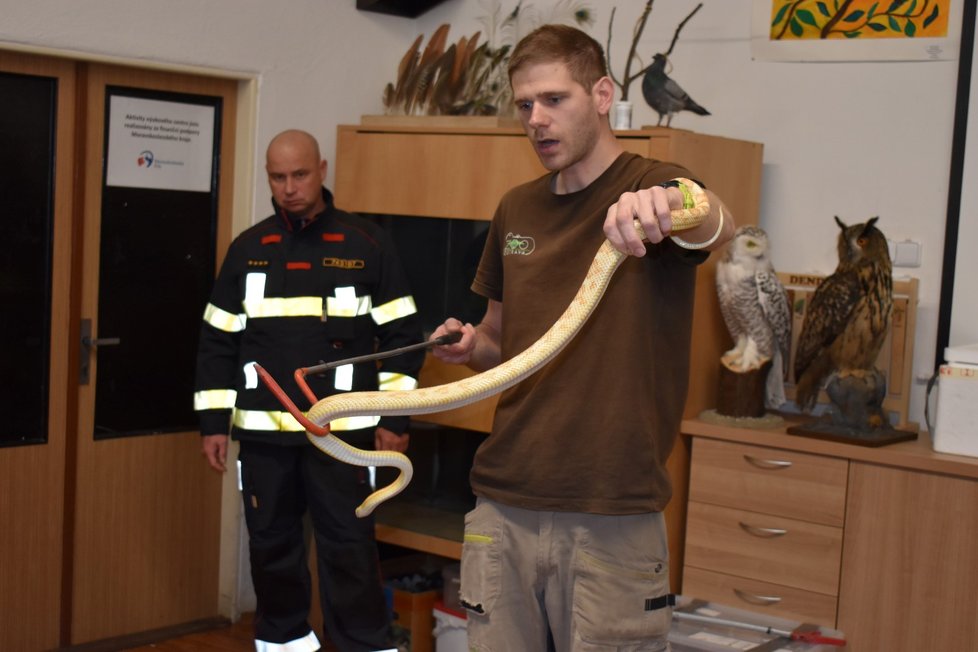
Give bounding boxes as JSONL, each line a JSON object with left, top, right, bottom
{"left": 243, "top": 361, "right": 258, "bottom": 389}
{"left": 326, "top": 286, "right": 372, "bottom": 318}
{"left": 242, "top": 272, "right": 267, "bottom": 317}
{"left": 233, "top": 409, "right": 380, "bottom": 432}
{"left": 379, "top": 371, "right": 419, "bottom": 391}
{"left": 194, "top": 389, "right": 237, "bottom": 410}
{"left": 254, "top": 629, "right": 320, "bottom": 652}
{"left": 372, "top": 295, "right": 418, "bottom": 325}
{"left": 334, "top": 364, "right": 354, "bottom": 391}
{"left": 203, "top": 303, "right": 246, "bottom": 333}
{"left": 333, "top": 414, "right": 382, "bottom": 430}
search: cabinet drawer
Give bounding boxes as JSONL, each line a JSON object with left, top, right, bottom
{"left": 681, "top": 566, "right": 838, "bottom": 628}
{"left": 684, "top": 502, "right": 842, "bottom": 595}
{"left": 689, "top": 438, "right": 848, "bottom": 526}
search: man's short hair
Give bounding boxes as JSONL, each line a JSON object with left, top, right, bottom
{"left": 507, "top": 24, "right": 608, "bottom": 94}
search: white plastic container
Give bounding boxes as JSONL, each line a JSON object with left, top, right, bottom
{"left": 933, "top": 359, "right": 978, "bottom": 458}
{"left": 669, "top": 595, "right": 845, "bottom": 651}
{"left": 441, "top": 563, "right": 461, "bottom": 611}
{"left": 432, "top": 602, "right": 466, "bottom": 652}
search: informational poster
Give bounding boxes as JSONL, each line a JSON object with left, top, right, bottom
{"left": 106, "top": 95, "right": 215, "bottom": 192}
{"left": 752, "top": 0, "right": 963, "bottom": 61}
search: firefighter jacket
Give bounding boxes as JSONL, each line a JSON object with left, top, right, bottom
{"left": 194, "top": 188, "right": 424, "bottom": 447}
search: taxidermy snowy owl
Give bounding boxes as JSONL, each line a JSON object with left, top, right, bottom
{"left": 793, "top": 216, "right": 893, "bottom": 412}
{"left": 716, "top": 225, "right": 792, "bottom": 409}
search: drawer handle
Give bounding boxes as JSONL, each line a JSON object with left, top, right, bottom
{"left": 743, "top": 454, "right": 792, "bottom": 470}
{"left": 733, "top": 588, "right": 783, "bottom": 605}
{"left": 739, "top": 522, "right": 788, "bottom": 538}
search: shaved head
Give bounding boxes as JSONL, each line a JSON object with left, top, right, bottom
{"left": 265, "top": 129, "right": 328, "bottom": 222}
{"left": 267, "top": 129, "right": 322, "bottom": 162}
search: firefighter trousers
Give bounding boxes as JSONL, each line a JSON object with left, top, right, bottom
{"left": 238, "top": 439, "right": 391, "bottom": 651}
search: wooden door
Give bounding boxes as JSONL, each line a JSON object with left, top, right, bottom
{"left": 0, "top": 50, "right": 77, "bottom": 652}
{"left": 69, "top": 64, "right": 236, "bottom": 644}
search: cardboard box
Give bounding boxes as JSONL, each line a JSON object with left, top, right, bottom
{"left": 391, "top": 588, "right": 438, "bottom": 652}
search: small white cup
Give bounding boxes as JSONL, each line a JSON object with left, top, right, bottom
{"left": 613, "top": 101, "right": 633, "bottom": 130}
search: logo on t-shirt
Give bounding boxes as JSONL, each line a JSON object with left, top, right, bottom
{"left": 503, "top": 232, "right": 535, "bottom": 256}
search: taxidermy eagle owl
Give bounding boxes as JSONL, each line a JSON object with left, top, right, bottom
{"left": 716, "top": 226, "right": 792, "bottom": 408}
{"left": 793, "top": 216, "right": 893, "bottom": 414}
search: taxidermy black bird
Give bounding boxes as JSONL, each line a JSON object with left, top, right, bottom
{"left": 793, "top": 216, "right": 893, "bottom": 417}
{"left": 641, "top": 53, "right": 710, "bottom": 127}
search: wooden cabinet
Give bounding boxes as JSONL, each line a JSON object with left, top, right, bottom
{"left": 334, "top": 123, "right": 764, "bottom": 578}
{"left": 839, "top": 462, "right": 978, "bottom": 651}
{"left": 682, "top": 419, "right": 978, "bottom": 651}
{"left": 335, "top": 124, "right": 763, "bottom": 225}
{"left": 684, "top": 439, "right": 845, "bottom": 625}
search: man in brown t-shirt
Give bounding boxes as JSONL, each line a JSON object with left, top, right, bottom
{"left": 432, "top": 25, "right": 735, "bottom": 651}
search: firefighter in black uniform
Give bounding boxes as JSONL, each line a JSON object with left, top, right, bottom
{"left": 195, "top": 129, "right": 423, "bottom": 651}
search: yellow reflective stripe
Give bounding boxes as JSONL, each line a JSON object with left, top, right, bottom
{"left": 246, "top": 296, "right": 323, "bottom": 318}
{"left": 203, "top": 303, "right": 246, "bottom": 332}
{"left": 372, "top": 296, "right": 418, "bottom": 325}
{"left": 464, "top": 534, "right": 493, "bottom": 544}
{"left": 241, "top": 272, "right": 322, "bottom": 319}
{"left": 233, "top": 409, "right": 380, "bottom": 432}
{"left": 325, "top": 294, "right": 372, "bottom": 318}
{"left": 194, "top": 389, "right": 237, "bottom": 410}
{"left": 378, "top": 372, "right": 418, "bottom": 391}
{"left": 235, "top": 294, "right": 414, "bottom": 322}
{"left": 234, "top": 409, "right": 304, "bottom": 431}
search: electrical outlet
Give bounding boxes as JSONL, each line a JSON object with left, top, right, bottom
{"left": 888, "top": 239, "right": 921, "bottom": 267}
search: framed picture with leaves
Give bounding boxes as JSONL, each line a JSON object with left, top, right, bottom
{"left": 751, "top": 0, "right": 964, "bottom": 61}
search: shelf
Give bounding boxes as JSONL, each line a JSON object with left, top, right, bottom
{"left": 374, "top": 498, "right": 464, "bottom": 560}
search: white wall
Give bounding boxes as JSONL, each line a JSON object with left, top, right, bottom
{"left": 0, "top": 0, "right": 961, "bottom": 426}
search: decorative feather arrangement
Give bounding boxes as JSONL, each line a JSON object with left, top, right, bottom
{"left": 382, "top": 1, "right": 594, "bottom": 117}
{"left": 383, "top": 25, "right": 505, "bottom": 116}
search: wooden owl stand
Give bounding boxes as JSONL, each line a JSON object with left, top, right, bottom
{"left": 701, "top": 359, "right": 786, "bottom": 428}
{"left": 786, "top": 367, "right": 917, "bottom": 447}
{"left": 700, "top": 355, "right": 786, "bottom": 427}
{"left": 716, "top": 359, "right": 771, "bottom": 418}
